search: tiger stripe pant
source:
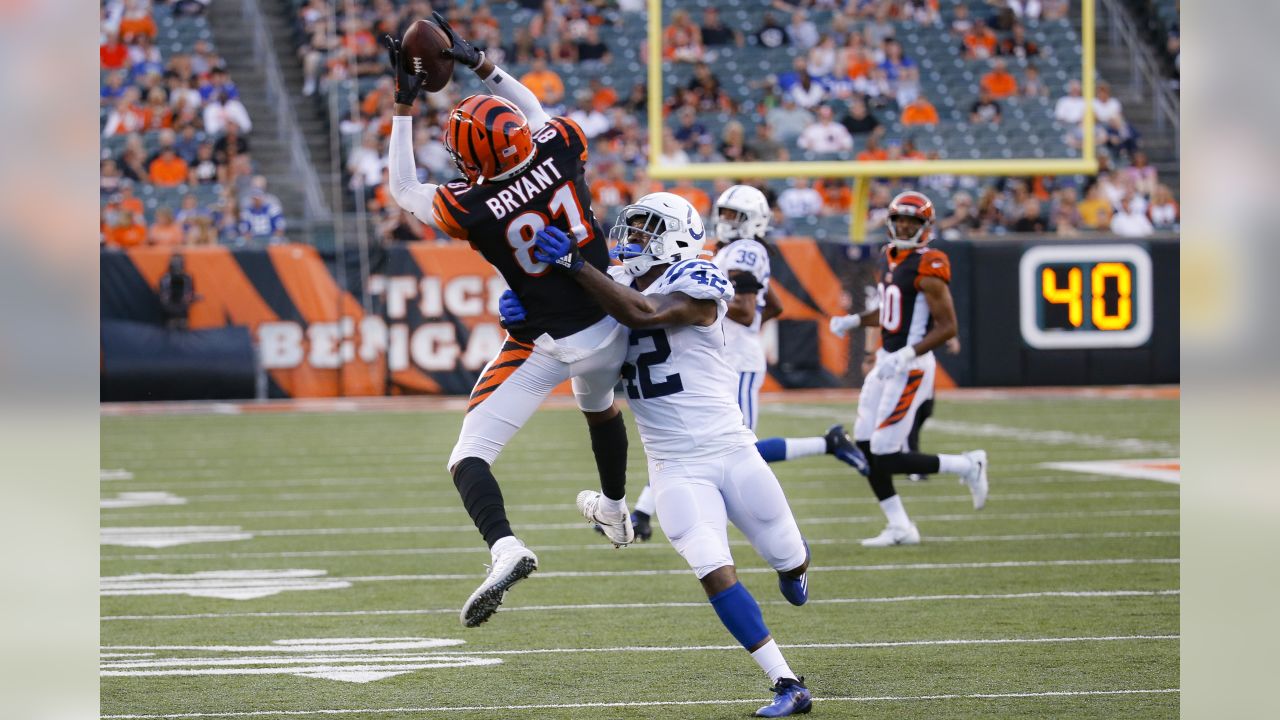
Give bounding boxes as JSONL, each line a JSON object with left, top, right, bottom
{"left": 853, "top": 349, "right": 937, "bottom": 456}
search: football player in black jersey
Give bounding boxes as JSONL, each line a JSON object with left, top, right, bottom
{"left": 829, "top": 191, "right": 989, "bottom": 547}
{"left": 383, "top": 14, "right": 633, "bottom": 628}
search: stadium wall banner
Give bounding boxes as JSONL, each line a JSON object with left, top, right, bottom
{"left": 99, "top": 237, "right": 1178, "bottom": 400}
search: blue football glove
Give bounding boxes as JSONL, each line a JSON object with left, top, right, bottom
{"left": 532, "top": 226, "right": 584, "bottom": 274}
{"left": 497, "top": 289, "right": 526, "bottom": 328}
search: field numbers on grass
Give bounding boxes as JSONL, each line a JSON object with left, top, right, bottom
{"left": 101, "top": 526, "right": 254, "bottom": 548}
{"left": 99, "top": 637, "right": 500, "bottom": 683}
{"left": 101, "top": 569, "right": 351, "bottom": 600}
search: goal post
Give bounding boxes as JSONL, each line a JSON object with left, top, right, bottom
{"left": 645, "top": 0, "right": 1098, "bottom": 240}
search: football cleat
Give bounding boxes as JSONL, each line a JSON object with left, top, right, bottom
{"left": 755, "top": 676, "right": 812, "bottom": 717}
{"left": 459, "top": 542, "right": 538, "bottom": 628}
{"left": 777, "top": 539, "right": 810, "bottom": 606}
{"left": 861, "top": 523, "right": 921, "bottom": 548}
{"left": 577, "top": 490, "right": 635, "bottom": 547}
{"left": 824, "top": 425, "right": 869, "bottom": 476}
{"left": 960, "top": 449, "right": 989, "bottom": 510}
{"left": 907, "top": 473, "right": 929, "bottom": 482}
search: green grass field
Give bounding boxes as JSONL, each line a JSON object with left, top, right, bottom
{"left": 100, "top": 395, "right": 1179, "bottom": 719}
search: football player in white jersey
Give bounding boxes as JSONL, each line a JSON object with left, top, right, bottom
{"left": 522, "top": 192, "right": 813, "bottom": 717}
{"left": 624, "top": 184, "right": 867, "bottom": 542}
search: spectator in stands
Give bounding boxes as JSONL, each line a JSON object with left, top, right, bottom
{"left": 690, "top": 139, "right": 725, "bottom": 164}
{"left": 901, "top": 137, "right": 929, "bottom": 161}
{"left": 797, "top": 105, "right": 855, "bottom": 155}
{"left": 101, "top": 71, "right": 128, "bottom": 105}
{"left": 879, "top": 38, "right": 916, "bottom": 84}
{"left": 102, "top": 89, "right": 146, "bottom": 138}
{"left": 896, "top": 65, "right": 923, "bottom": 107}
{"left": 240, "top": 191, "right": 287, "bottom": 244}
{"left": 687, "top": 62, "right": 735, "bottom": 113}
{"left": 969, "top": 88, "right": 1003, "bottom": 124}
{"left": 569, "top": 91, "right": 611, "bottom": 139}
{"left": 1007, "top": 0, "right": 1042, "bottom": 21}
{"left": 950, "top": 3, "right": 975, "bottom": 37}
{"left": 212, "top": 194, "right": 243, "bottom": 244}
{"left": 1148, "top": 184, "right": 1179, "bottom": 230}
{"left": 591, "top": 163, "right": 633, "bottom": 220}
{"left": 672, "top": 106, "right": 710, "bottom": 149}
{"left": 938, "top": 191, "right": 980, "bottom": 239}
{"left": 588, "top": 78, "right": 618, "bottom": 113}
{"left": 148, "top": 146, "right": 189, "bottom": 188}
{"left": 659, "top": 127, "right": 690, "bottom": 166}
{"left": 128, "top": 34, "right": 164, "bottom": 80}
{"left": 149, "top": 207, "right": 185, "bottom": 247}
{"left": 901, "top": 93, "right": 940, "bottom": 127}
{"left": 101, "top": 158, "right": 124, "bottom": 198}
{"left": 863, "top": 4, "right": 895, "bottom": 49}
{"left": 413, "top": 124, "right": 454, "bottom": 178}
{"left": 766, "top": 95, "right": 814, "bottom": 145}
{"left": 203, "top": 92, "right": 253, "bottom": 136}
{"left": 789, "top": 67, "right": 826, "bottom": 109}
{"left": 101, "top": 32, "right": 128, "bottom": 71}
{"left": 1012, "top": 198, "right": 1047, "bottom": 232}
{"left": 856, "top": 66, "right": 894, "bottom": 108}
{"left": 999, "top": 22, "right": 1039, "bottom": 59}
{"left": 664, "top": 9, "right": 705, "bottom": 63}
{"left": 188, "top": 142, "right": 219, "bottom": 185}
{"left": 118, "top": 135, "right": 149, "bottom": 182}
{"left": 176, "top": 193, "right": 208, "bottom": 233}
{"left": 840, "top": 96, "right": 881, "bottom": 136}
{"left": 718, "top": 120, "right": 749, "bottom": 163}
{"left": 347, "top": 132, "right": 384, "bottom": 202}
{"left": 212, "top": 122, "right": 249, "bottom": 171}
{"left": 106, "top": 209, "right": 148, "bottom": 249}
{"left": 198, "top": 67, "right": 239, "bottom": 103}
{"left": 1077, "top": 183, "right": 1113, "bottom": 230}
{"left": 186, "top": 215, "right": 218, "bottom": 246}
{"left": 669, "top": 179, "right": 711, "bottom": 216}
{"left": 1055, "top": 79, "right": 1086, "bottom": 125}
{"left": 808, "top": 35, "right": 840, "bottom": 78}
{"left": 856, "top": 129, "right": 889, "bottom": 161}
{"left": 777, "top": 177, "right": 825, "bottom": 220}
{"left": 118, "top": 0, "right": 157, "bottom": 41}
{"left": 844, "top": 35, "right": 874, "bottom": 81}
{"left": 1052, "top": 189, "right": 1082, "bottom": 236}
{"left": 747, "top": 122, "right": 789, "bottom": 162}
{"left": 789, "top": 11, "right": 820, "bottom": 52}
{"left": 189, "top": 40, "right": 220, "bottom": 78}
{"left": 520, "top": 53, "right": 566, "bottom": 106}
{"left": 1101, "top": 114, "right": 1139, "bottom": 160}
{"left": 700, "top": 7, "right": 743, "bottom": 48}
{"left": 624, "top": 82, "right": 648, "bottom": 116}
{"left": 980, "top": 59, "right": 1018, "bottom": 100}
{"left": 1021, "top": 65, "right": 1049, "bottom": 98}
{"left": 1111, "top": 193, "right": 1154, "bottom": 237}
{"left": 377, "top": 206, "right": 428, "bottom": 243}
{"left": 754, "top": 11, "right": 789, "bottom": 49}
{"left": 1093, "top": 82, "right": 1124, "bottom": 125}
{"left": 963, "top": 18, "right": 998, "bottom": 60}
{"left": 816, "top": 177, "right": 851, "bottom": 215}
{"left": 576, "top": 26, "right": 612, "bottom": 64}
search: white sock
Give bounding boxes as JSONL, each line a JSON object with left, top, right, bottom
{"left": 490, "top": 535, "right": 523, "bottom": 560}
{"left": 880, "top": 494, "right": 911, "bottom": 528}
{"left": 599, "top": 494, "right": 626, "bottom": 516}
{"left": 938, "top": 454, "right": 973, "bottom": 475}
{"left": 785, "top": 437, "right": 827, "bottom": 460}
{"left": 634, "top": 485, "right": 656, "bottom": 515}
{"left": 750, "top": 639, "right": 795, "bottom": 684}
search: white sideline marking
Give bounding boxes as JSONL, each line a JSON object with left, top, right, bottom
{"left": 100, "top": 687, "right": 1181, "bottom": 718}
{"left": 1042, "top": 459, "right": 1181, "bottom": 484}
{"left": 771, "top": 406, "right": 1179, "bottom": 455}
{"left": 101, "top": 569, "right": 350, "bottom": 600}
{"left": 101, "top": 469, "right": 134, "bottom": 481}
{"left": 100, "top": 508, "right": 1178, "bottom": 542}
{"left": 101, "top": 492, "right": 188, "bottom": 510}
{"left": 106, "top": 531, "right": 1180, "bottom": 562}
{"left": 101, "top": 589, "right": 1180, "bottom": 622}
{"left": 101, "top": 526, "right": 254, "bottom": 548}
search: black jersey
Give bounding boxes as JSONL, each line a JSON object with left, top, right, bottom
{"left": 430, "top": 117, "right": 608, "bottom": 342}
{"left": 876, "top": 245, "right": 952, "bottom": 353}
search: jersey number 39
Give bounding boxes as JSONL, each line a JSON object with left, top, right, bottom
{"left": 505, "top": 183, "right": 594, "bottom": 275}
{"left": 621, "top": 329, "right": 683, "bottom": 400}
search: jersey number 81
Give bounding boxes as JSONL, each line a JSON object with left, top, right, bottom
{"left": 505, "top": 183, "right": 594, "bottom": 275}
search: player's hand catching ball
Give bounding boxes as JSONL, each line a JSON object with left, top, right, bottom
{"left": 381, "top": 34, "right": 427, "bottom": 105}
{"left": 431, "top": 11, "right": 483, "bottom": 69}
{"left": 828, "top": 314, "right": 862, "bottom": 338}
{"left": 497, "top": 289, "right": 526, "bottom": 328}
{"left": 877, "top": 346, "right": 917, "bottom": 378}
{"left": 533, "top": 226, "right": 584, "bottom": 274}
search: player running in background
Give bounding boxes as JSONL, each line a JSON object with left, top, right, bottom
{"left": 625, "top": 184, "right": 867, "bottom": 542}
{"left": 383, "top": 14, "right": 634, "bottom": 628}
{"left": 509, "top": 192, "right": 813, "bottom": 717}
{"left": 829, "top": 191, "right": 989, "bottom": 547}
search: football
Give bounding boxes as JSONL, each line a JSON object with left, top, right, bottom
{"left": 400, "top": 19, "right": 453, "bottom": 93}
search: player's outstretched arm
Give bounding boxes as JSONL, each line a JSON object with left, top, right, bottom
{"left": 381, "top": 34, "right": 441, "bottom": 228}
{"left": 829, "top": 308, "right": 881, "bottom": 337}
{"left": 433, "top": 11, "right": 551, "bottom": 131}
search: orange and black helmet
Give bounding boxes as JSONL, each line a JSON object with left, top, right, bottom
{"left": 443, "top": 94, "right": 535, "bottom": 184}
{"left": 886, "top": 190, "right": 935, "bottom": 249}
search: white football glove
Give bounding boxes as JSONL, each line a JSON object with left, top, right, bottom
{"left": 829, "top": 314, "right": 862, "bottom": 337}
{"left": 877, "top": 346, "right": 917, "bottom": 378}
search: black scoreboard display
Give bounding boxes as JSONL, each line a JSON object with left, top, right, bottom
{"left": 1018, "top": 244, "right": 1153, "bottom": 349}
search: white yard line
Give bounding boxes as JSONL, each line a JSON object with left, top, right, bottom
{"left": 101, "top": 589, "right": 1180, "bottom": 622}
{"left": 100, "top": 687, "right": 1180, "bottom": 719}
{"left": 104, "top": 531, "right": 1179, "bottom": 562}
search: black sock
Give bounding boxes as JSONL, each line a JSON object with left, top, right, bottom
{"left": 908, "top": 399, "right": 934, "bottom": 453}
{"left": 876, "top": 452, "right": 943, "bottom": 476}
{"left": 451, "top": 457, "right": 512, "bottom": 548}
{"left": 858, "top": 441, "right": 897, "bottom": 501}
{"left": 587, "top": 412, "right": 628, "bottom": 501}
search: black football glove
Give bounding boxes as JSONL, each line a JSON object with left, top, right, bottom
{"left": 731, "top": 273, "right": 764, "bottom": 294}
{"left": 381, "top": 34, "right": 428, "bottom": 105}
{"left": 431, "top": 11, "right": 484, "bottom": 69}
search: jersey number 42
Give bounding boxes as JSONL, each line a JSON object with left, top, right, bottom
{"left": 621, "top": 329, "right": 683, "bottom": 400}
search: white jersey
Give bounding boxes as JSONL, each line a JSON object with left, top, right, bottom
{"left": 610, "top": 260, "right": 758, "bottom": 460}
{"left": 712, "top": 238, "right": 771, "bottom": 373}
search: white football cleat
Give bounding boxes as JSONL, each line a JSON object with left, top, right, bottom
{"left": 860, "top": 523, "right": 921, "bottom": 548}
{"left": 577, "top": 490, "right": 635, "bottom": 547}
{"left": 459, "top": 542, "right": 538, "bottom": 628}
{"left": 960, "top": 449, "right": 989, "bottom": 510}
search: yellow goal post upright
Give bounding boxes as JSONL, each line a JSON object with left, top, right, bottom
{"left": 645, "top": 0, "right": 1098, "bottom": 241}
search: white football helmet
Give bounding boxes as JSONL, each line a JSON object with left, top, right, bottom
{"left": 713, "top": 184, "right": 770, "bottom": 241}
{"left": 609, "top": 192, "right": 707, "bottom": 277}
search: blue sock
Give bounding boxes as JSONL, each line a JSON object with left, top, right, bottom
{"left": 756, "top": 438, "right": 786, "bottom": 463}
{"left": 708, "top": 581, "right": 770, "bottom": 649}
